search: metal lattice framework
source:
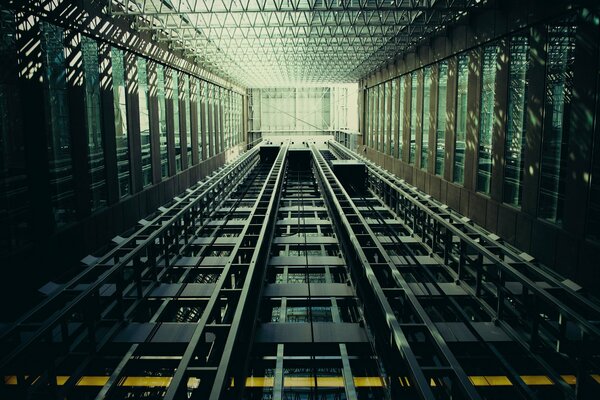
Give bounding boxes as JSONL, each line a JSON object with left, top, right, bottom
{"left": 109, "top": 0, "right": 485, "bottom": 86}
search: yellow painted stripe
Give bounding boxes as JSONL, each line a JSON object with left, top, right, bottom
{"left": 3, "top": 374, "right": 598, "bottom": 388}
{"left": 521, "top": 375, "right": 554, "bottom": 386}
{"left": 354, "top": 376, "right": 384, "bottom": 387}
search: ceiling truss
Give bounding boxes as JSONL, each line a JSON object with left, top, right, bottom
{"left": 109, "top": 0, "right": 486, "bottom": 87}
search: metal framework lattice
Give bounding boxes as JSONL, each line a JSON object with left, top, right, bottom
{"left": 109, "top": 0, "right": 485, "bottom": 86}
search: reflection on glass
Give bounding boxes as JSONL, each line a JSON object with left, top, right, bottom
{"left": 421, "top": 67, "right": 431, "bottom": 170}
{"left": 398, "top": 76, "right": 405, "bottom": 160}
{"left": 378, "top": 84, "right": 383, "bottom": 153}
{"left": 110, "top": 47, "right": 130, "bottom": 198}
{"left": 81, "top": 36, "right": 106, "bottom": 211}
{"left": 156, "top": 64, "right": 169, "bottom": 178}
{"left": 503, "top": 36, "right": 529, "bottom": 207}
{"left": 391, "top": 79, "right": 397, "bottom": 157}
{"left": 436, "top": 61, "right": 448, "bottom": 176}
{"left": 196, "top": 79, "right": 203, "bottom": 161}
{"left": 477, "top": 45, "right": 499, "bottom": 194}
{"left": 172, "top": 70, "right": 181, "bottom": 172}
{"left": 207, "top": 84, "right": 214, "bottom": 157}
{"left": 453, "top": 54, "right": 469, "bottom": 184}
{"left": 137, "top": 57, "right": 152, "bottom": 188}
{"left": 539, "top": 22, "right": 576, "bottom": 224}
{"left": 41, "top": 22, "right": 76, "bottom": 227}
{"left": 184, "top": 74, "right": 192, "bottom": 166}
{"left": 409, "top": 72, "right": 418, "bottom": 164}
{"left": 382, "top": 82, "right": 388, "bottom": 154}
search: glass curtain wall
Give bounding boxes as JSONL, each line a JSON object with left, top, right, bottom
{"left": 137, "top": 57, "right": 152, "bottom": 188}
{"left": 409, "top": 72, "right": 418, "bottom": 164}
{"left": 196, "top": 79, "right": 203, "bottom": 161}
{"left": 436, "top": 61, "right": 448, "bottom": 176}
{"left": 110, "top": 48, "right": 130, "bottom": 198}
{"left": 40, "top": 22, "right": 76, "bottom": 227}
{"left": 477, "top": 45, "right": 499, "bottom": 194}
{"left": 538, "top": 21, "right": 576, "bottom": 224}
{"left": 156, "top": 64, "right": 169, "bottom": 178}
{"left": 421, "top": 67, "right": 432, "bottom": 170}
{"left": 184, "top": 75, "right": 192, "bottom": 166}
{"left": 453, "top": 54, "right": 469, "bottom": 184}
{"left": 81, "top": 36, "right": 106, "bottom": 211}
{"left": 398, "top": 76, "right": 405, "bottom": 160}
{"left": 503, "top": 36, "right": 530, "bottom": 207}
{"left": 390, "top": 79, "right": 397, "bottom": 157}
{"left": 172, "top": 70, "right": 181, "bottom": 172}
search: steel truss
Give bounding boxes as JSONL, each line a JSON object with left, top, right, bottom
{"left": 0, "top": 144, "right": 266, "bottom": 398}
{"left": 108, "top": 0, "right": 486, "bottom": 86}
{"left": 328, "top": 139, "right": 600, "bottom": 398}
{"left": 311, "top": 144, "right": 482, "bottom": 399}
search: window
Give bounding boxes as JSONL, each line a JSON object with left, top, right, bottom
{"left": 436, "top": 61, "right": 448, "bottom": 176}
{"left": 41, "top": 22, "right": 76, "bottom": 227}
{"left": 409, "top": 72, "right": 418, "bottom": 164}
{"left": 172, "top": 70, "right": 181, "bottom": 172}
{"left": 503, "top": 36, "right": 530, "bottom": 207}
{"left": 398, "top": 76, "right": 405, "bottom": 160}
{"left": 156, "top": 64, "right": 169, "bottom": 178}
{"left": 81, "top": 36, "right": 106, "bottom": 211}
{"left": 110, "top": 48, "right": 130, "bottom": 198}
{"left": 538, "top": 21, "right": 576, "bottom": 224}
{"left": 421, "top": 67, "right": 432, "bottom": 170}
{"left": 137, "top": 57, "right": 152, "bottom": 188}
{"left": 377, "top": 84, "right": 383, "bottom": 152}
{"left": 196, "top": 79, "right": 203, "bottom": 161}
{"left": 454, "top": 54, "right": 469, "bottom": 184}
{"left": 477, "top": 45, "right": 499, "bottom": 194}
{"left": 390, "top": 79, "right": 397, "bottom": 157}
{"left": 382, "top": 82, "right": 388, "bottom": 154}
{"left": 184, "top": 74, "right": 192, "bottom": 166}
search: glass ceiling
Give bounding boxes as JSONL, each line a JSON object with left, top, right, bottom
{"left": 110, "top": 0, "right": 485, "bottom": 87}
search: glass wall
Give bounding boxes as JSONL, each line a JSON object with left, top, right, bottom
{"left": 477, "top": 45, "right": 499, "bottom": 194}
{"left": 184, "top": 75, "right": 192, "bottom": 166}
{"left": 196, "top": 79, "right": 203, "bottom": 161}
{"left": 435, "top": 61, "right": 448, "bottom": 176}
{"left": 390, "top": 79, "right": 397, "bottom": 157}
{"left": 538, "top": 21, "right": 576, "bottom": 224}
{"left": 41, "top": 22, "right": 76, "bottom": 227}
{"left": 421, "top": 67, "right": 431, "bottom": 170}
{"left": 249, "top": 85, "right": 356, "bottom": 137}
{"left": 398, "top": 76, "right": 405, "bottom": 160}
{"left": 137, "top": 58, "right": 152, "bottom": 188}
{"left": 409, "top": 72, "right": 418, "bottom": 164}
{"left": 172, "top": 70, "right": 182, "bottom": 172}
{"left": 503, "top": 36, "right": 529, "bottom": 207}
{"left": 382, "top": 82, "right": 388, "bottom": 154}
{"left": 81, "top": 36, "right": 106, "bottom": 211}
{"left": 453, "top": 54, "right": 469, "bottom": 184}
{"left": 156, "top": 64, "right": 169, "bottom": 178}
{"left": 111, "top": 48, "right": 130, "bottom": 198}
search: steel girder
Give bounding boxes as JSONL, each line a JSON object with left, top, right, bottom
{"left": 0, "top": 145, "right": 262, "bottom": 397}
{"left": 108, "top": 0, "right": 486, "bottom": 86}
{"left": 163, "top": 144, "right": 288, "bottom": 399}
{"left": 310, "top": 144, "right": 482, "bottom": 400}
{"left": 329, "top": 139, "right": 600, "bottom": 398}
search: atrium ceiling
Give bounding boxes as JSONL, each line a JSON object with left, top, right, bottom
{"left": 110, "top": 0, "right": 487, "bottom": 87}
